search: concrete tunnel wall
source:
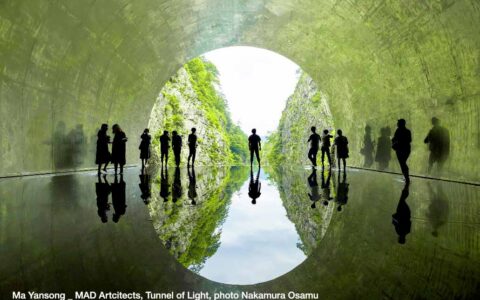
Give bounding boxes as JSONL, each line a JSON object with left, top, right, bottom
{"left": 0, "top": 0, "right": 479, "bottom": 183}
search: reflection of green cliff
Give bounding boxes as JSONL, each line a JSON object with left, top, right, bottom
{"left": 148, "top": 166, "right": 249, "bottom": 271}
{"left": 149, "top": 58, "right": 249, "bottom": 166}
{"left": 266, "top": 166, "right": 334, "bottom": 255}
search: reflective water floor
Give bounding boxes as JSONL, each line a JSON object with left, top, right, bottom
{"left": 1, "top": 166, "right": 479, "bottom": 298}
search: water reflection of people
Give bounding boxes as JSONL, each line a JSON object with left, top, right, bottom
{"left": 160, "top": 165, "right": 170, "bottom": 202}
{"left": 392, "top": 184, "right": 411, "bottom": 244}
{"left": 172, "top": 166, "right": 182, "bottom": 203}
{"left": 307, "top": 168, "right": 320, "bottom": 208}
{"left": 375, "top": 126, "right": 392, "bottom": 171}
{"left": 248, "top": 167, "right": 261, "bottom": 204}
{"left": 96, "top": 174, "right": 111, "bottom": 223}
{"left": 424, "top": 117, "right": 450, "bottom": 173}
{"left": 139, "top": 173, "right": 151, "bottom": 205}
{"left": 188, "top": 166, "right": 197, "bottom": 205}
{"left": 111, "top": 175, "right": 127, "bottom": 223}
{"left": 427, "top": 182, "right": 449, "bottom": 237}
{"left": 335, "top": 172, "right": 349, "bottom": 212}
{"left": 321, "top": 169, "right": 333, "bottom": 206}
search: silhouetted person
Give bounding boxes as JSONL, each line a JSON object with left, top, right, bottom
{"left": 392, "top": 119, "right": 412, "bottom": 183}
{"left": 111, "top": 124, "right": 128, "bottom": 175}
{"left": 361, "top": 125, "right": 375, "bottom": 167}
{"left": 139, "top": 173, "right": 151, "bottom": 205}
{"left": 188, "top": 128, "right": 198, "bottom": 167}
{"left": 111, "top": 175, "right": 127, "bottom": 223}
{"left": 321, "top": 168, "right": 333, "bottom": 206}
{"left": 427, "top": 182, "right": 449, "bottom": 237}
{"left": 160, "top": 165, "right": 170, "bottom": 202}
{"left": 248, "top": 167, "right": 261, "bottom": 204}
{"left": 159, "top": 131, "right": 170, "bottom": 165}
{"left": 335, "top": 172, "right": 349, "bottom": 212}
{"left": 424, "top": 117, "right": 450, "bottom": 173}
{"left": 334, "top": 129, "right": 349, "bottom": 171}
{"left": 96, "top": 174, "right": 111, "bottom": 223}
{"left": 392, "top": 184, "right": 411, "bottom": 244}
{"left": 172, "top": 166, "right": 182, "bottom": 203}
{"left": 188, "top": 166, "right": 197, "bottom": 205}
{"left": 375, "top": 126, "right": 392, "bottom": 171}
{"left": 248, "top": 129, "right": 262, "bottom": 166}
{"left": 307, "top": 168, "right": 320, "bottom": 208}
{"left": 321, "top": 130, "right": 333, "bottom": 168}
{"left": 307, "top": 126, "right": 321, "bottom": 167}
{"left": 172, "top": 131, "right": 182, "bottom": 167}
{"left": 139, "top": 128, "right": 151, "bottom": 171}
{"left": 96, "top": 124, "right": 111, "bottom": 174}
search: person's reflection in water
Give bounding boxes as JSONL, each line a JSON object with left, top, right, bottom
{"left": 172, "top": 167, "right": 182, "bottom": 203}
{"left": 321, "top": 168, "right": 333, "bottom": 206}
{"left": 427, "top": 182, "right": 449, "bottom": 237}
{"left": 307, "top": 168, "right": 320, "bottom": 208}
{"left": 160, "top": 165, "right": 170, "bottom": 202}
{"left": 335, "top": 172, "right": 349, "bottom": 212}
{"left": 392, "top": 184, "right": 411, "bottom": 244}
{"left": 111, "top": 175, "right": 127, "bottom": 223}
{"left": 96, "top": 174, "right": 111, "bottom": 223}
{"left": 361, "top": 125, "right": 375, "bottom": 167}
{"left": 248, "top": 167, "right": 262, "bottom": 204}
{"left": 139, "top": 173, "right": 151, "bottom": 205}
{"left": 188, "top": 166, "right": 198, "bottom": 205}
{"left": 375, "top": 126, "right": 392, "bottom": 171}
{"left": 424, "top": 117, "right": 450, "bottom": 174}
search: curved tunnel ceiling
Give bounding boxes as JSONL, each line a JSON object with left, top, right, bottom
{"left": 0, "top": 0, "right": 479, "bottom": 182}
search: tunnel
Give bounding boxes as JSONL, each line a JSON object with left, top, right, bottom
{"left": 1, "top": 0, "right": 480, "bottom": 298}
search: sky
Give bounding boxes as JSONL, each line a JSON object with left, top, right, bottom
{"left": 203, "top": 46, "right": 300, "bottom": 136}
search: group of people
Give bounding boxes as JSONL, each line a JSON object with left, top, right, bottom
{"left": 158, "top": 128, "right": 198, "bottom": 167}
{"left": 96, "top": 116, "right": 448, "bottom": 187}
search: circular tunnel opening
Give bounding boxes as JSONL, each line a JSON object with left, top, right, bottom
{"left": 145, "top": 46, "right": 335, "bottom": 285}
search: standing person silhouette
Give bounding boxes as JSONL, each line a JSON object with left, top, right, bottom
{"left": 307, "top": 126, "right": 321, "bottom": 167}
{"left": 139, "top": 128, "right": 151, "bottom": 172}
{"left": 392, "top": 119, "right": 412, "bottom": 183}
{"left": 321, "top": 129, "right": 333, "bottom": 168}
{"left": 187, "top": 128, "right": 198, "bottom": 167}
{"left": 334, "top": 129, "right": 349, "bottom": 172}
{"left": 159, "top": 131, "right": 170, "bottom": 165}
{"left": 172, "top": 131, "right": 182, "bottom": 167}
{"left": 96, "top": 123, "right": 111, "bottom": 174}
{"left": 111, "top": 124, "right": 128, "bottom": 175}
{"left": 248, "top": 128, "right": 262, "bottom": 167}
{"left": 424, "top": 117, "right": 450, "bottom": 173}
{"left": 248, "top": 167, "right": 261, "bottom": 204}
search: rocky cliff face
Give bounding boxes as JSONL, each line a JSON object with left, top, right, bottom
{"left": 266, "top": 72, "right": 334, "bottom": 166}
{"left": 148, "top": 58, "right": 248, "bottom": 166}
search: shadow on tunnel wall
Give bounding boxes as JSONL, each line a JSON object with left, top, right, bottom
{"left": 50, "top": 122, "right": 88, "bottom": 171}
